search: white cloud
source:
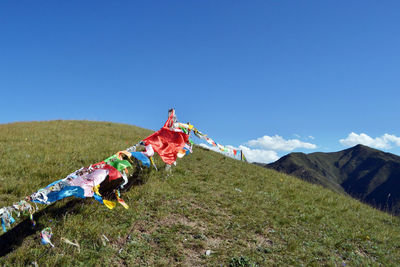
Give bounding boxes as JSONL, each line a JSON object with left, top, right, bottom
{"left": 308, "top": 135, "right": 315, "bottom": 140}
{"left": 246, "top": 135, "right": 317, "bottom": 151}
{"left": 198, "top": 133, "right": 318, "bottom": 164}
{"left": 339, "top": 132, "right": 400, "bottom": 149}
{"left": 239, "top": 145, "right": 279, "bottom": 163}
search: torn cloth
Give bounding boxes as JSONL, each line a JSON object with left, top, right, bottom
{"left": 143, "top": 111, "right": 189, "bottom": 165}
{"left": 91, "top": 161, "right": 122, "bottom": 181}
{"left": 69, "top": 169, "right": 108, "bottom": 197}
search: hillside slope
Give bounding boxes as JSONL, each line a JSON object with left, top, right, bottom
{"left": 1, "top": 121, "right": 400, "bottom": 266}
{"left": 265, "top": 145, "right": 400, "bottom": 214}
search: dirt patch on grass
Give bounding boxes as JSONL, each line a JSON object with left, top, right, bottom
{"left": 160, "top": 215, "right": 196, "bottom": 227}
{"left": 253, "top": 233, "right": 273, "bottom": 249}
{"left": 182, "top": 248, "right": 204, "bottom": 267}
{"left": 206, "top": 236, "right": 222, "bottom": 248}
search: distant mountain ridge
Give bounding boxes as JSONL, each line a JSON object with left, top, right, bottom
{"left": 260, "top": 145, "right": 400, "bottom": 214}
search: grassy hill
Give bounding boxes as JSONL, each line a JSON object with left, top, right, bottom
{"left": 264, "top": 145, "right": 400, "bottom": 215}
{"left": 1, "top": 121, "right": 400, "bottom": 266}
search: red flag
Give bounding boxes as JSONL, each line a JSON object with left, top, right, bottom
{"left": 143, "top": 111, "right": 189, "bottom": 165}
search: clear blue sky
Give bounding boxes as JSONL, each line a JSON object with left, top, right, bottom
{"left": 1, "top": 1, "right": 399, "bottom": 162}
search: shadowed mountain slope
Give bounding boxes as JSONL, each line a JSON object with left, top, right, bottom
{"left": 0, "top": 122, "right": 400, "bottom": 265}
{"left": 264, "top": 145, "right": 400, "bottom": 214}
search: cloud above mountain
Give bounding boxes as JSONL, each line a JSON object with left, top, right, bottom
{"left": 246, "top": 135, "right": 317, "bottom": 151}
{"left": 340, "top": 132, "right": 400, "bottom": 149}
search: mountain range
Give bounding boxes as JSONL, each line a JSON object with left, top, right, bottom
{"left": 259, "top": 144, "right": 400, "bottom": 214}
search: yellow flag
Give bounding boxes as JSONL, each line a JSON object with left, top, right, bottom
{"left": 103, "top": 200, "right": 116, "bottom": 209}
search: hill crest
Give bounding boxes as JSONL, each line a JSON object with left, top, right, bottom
{"left": 1, "top": 121, "right": 400, "bottom": 265}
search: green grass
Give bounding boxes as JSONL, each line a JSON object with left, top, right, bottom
{"left": 1, "top": 120, "right": 400, "bottom": 266}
